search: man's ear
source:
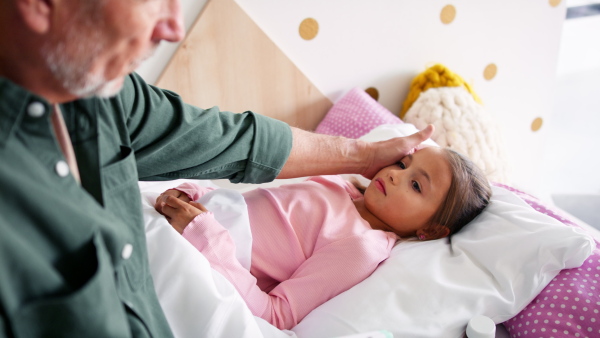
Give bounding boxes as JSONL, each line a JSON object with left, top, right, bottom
{"left": 417, "top": 224, "right": 450, "bottom": 240}
{"left": 17, "top": 0, "right": 52, "bottom": 33}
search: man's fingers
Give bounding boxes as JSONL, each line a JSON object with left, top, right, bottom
{"left": 400, "top": 125, "right": 434, "bottom": 155}
{"left": 412, "top": 124, "right": 434, "bottom": 142}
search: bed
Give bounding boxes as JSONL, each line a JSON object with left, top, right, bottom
{"left": 139, "top": 87, "right": 599, "bottom": 338}
{"left": 135, "top": 1, "right": 600, "bottom": 337}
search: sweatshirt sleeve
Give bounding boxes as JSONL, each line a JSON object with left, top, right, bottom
{"left": 171, "top": 182, "right": 215, "bottom": 201}
{"left": 263, "top": 234, "right": 392, "bottom": 329}
{"left": 183, "top": 215, "right": 392, "bottom": 330}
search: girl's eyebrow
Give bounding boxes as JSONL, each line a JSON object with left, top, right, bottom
{"left": 407, "top": 154, "right": 431, "bottom": 187}
{"left": 418, "top": 168, "right": 431, "bottom": 185}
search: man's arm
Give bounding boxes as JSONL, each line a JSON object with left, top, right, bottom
{"left": 277, "top": 125, "right": 434, "bottom": 179}
{"left": 117, "top": 73, "right": 292, "bottom": 183}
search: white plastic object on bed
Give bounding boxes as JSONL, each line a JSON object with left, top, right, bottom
{"left": 466, "top": 315, "right": 496, "bottom": 338}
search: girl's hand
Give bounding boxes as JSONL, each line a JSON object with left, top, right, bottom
{"left": 154, "top": 189, "right": 191, "bottom": 215}
{"left": 156, "top": 194, "right": 208, "bottom": 234}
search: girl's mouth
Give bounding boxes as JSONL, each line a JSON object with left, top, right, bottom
{"left": 375, "top": 178, "right": 386, "bottom": 196}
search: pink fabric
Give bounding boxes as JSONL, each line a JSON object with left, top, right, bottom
{"left": 51, "top": 104, "right": 80, "bottom": 183}
{"left": 315, "top": 87, "right": 403, "bottom": 138}
{"left": 494, "top": 183, "right": 600, "bottom": 338}
{"left": 172, "top": 182, "right": 215, "bottom": 201}
{"left": 181, "top": 176, "right": 397, "bottom": 330}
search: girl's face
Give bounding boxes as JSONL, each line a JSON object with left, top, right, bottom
{"left": 363, "top": 146, "right": 452, "bottom": 238}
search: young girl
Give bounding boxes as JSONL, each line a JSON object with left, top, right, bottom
{"left": 155, "top": 146, "right": 492, "bottom": 330}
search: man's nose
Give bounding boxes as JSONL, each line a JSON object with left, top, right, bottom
{"left": 152, "top": 0, "right": 185, "bottom": 43}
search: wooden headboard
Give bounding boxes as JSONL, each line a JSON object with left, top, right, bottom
{"left": 156, "top": 0, "right": 332, "bottom": 131}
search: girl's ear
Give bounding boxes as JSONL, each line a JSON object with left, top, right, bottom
{"left": 417, "top": 225, "right": 450, "bottom": 240}
{"left": 17, "top": 0, "right": 52, "bottom": 33}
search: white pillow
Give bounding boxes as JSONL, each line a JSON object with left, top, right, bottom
{"left": 290, "top": 124, "right": 595, "bottom": 338}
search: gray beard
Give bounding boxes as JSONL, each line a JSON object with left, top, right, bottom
{"left": 40, "top": 3, "right": 157, "bottom": 100}
{"left": 42, "top": 36, "right": 124, "bottom": 99}
{"left": 42, "top": 37, "right": 155, "bottom": 99}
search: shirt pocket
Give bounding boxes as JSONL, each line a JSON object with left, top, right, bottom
{"left": 11, "top": 233, "right": 130, "bottom": 337}
{"left": 101, "top": 145, "right": 147, "bottom": 290}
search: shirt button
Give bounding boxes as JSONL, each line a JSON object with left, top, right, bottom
{"left": 27, "top": 102, "right": 46, "bottom": 118}
{"left": 55, "top": 161, "right": 70, "bottom": 177}
{"left": 121, "top": 243, "right": 133, "bottom": 260}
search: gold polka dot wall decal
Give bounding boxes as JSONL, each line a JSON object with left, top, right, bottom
{"left": 365, "top": 87, "right": 379, "bottom": 101}
{"left": 531, "top": 117, "right": 543, "bottom": 132}
{"left": 299, "top": 18, "right": 319, "bottom": 40}
{"left": 549, "top": 0, "right": 562, "bottom": 7}
{"left": 483, "top": 63, "right": 497, "bottom": 81}
{"left": 440, "top": 5, "right": 456, "bottom": 24}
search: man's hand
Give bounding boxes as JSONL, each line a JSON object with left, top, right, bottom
{"left": 155, "top": 192, "right": 207, "bottom": 234}
{"left": 277, "top": 124, "right": 434, "bottom": 180}
{"left": 360, "top": 124, "right": 434, "bottom": 179}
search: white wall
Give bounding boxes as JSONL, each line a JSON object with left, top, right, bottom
{"left": 541, "top": 13, "right": 600, "bottom": 198}
{"left": 135, "top": 0, "right": 206, "bottom": 85}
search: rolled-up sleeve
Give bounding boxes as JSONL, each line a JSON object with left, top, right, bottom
{"left": 120, "top": 73, "right": 292, "bottom": 184}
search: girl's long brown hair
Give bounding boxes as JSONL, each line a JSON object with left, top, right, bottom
{"left": 430, "top": 148, "right": 492, "bottom": 236}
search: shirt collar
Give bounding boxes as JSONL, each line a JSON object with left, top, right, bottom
{"left": 0, "top": 77, "right": 53, "bottom": 146}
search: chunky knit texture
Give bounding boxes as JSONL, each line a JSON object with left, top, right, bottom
{"left": 404, "top": 86, "right": 510, "bottom": 183}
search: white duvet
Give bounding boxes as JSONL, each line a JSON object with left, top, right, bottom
{"left": 139, "top": 179, "right": 293, "bottom": 338}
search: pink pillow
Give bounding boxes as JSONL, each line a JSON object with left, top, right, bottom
{"left": 495, "top": 184, "right": 600, "bottom": 338}
{"left": 315, "top": 87, "right": 402, "bottom": 139}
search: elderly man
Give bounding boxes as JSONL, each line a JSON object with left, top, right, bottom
{"left": 0, "top": 0, "right": 433, "bottom": 336}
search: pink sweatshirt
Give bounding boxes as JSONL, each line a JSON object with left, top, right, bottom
{"left": 176, "top": 176, "right": 397, "bottom": 329}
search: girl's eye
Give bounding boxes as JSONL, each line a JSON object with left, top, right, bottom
{"left": 397, "top": 161, "right": 406, "bottom": 169}
{"left": 412, "top": 181, "right": 421, "bottom": 193}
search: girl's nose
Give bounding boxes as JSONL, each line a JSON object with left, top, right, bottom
{"left": 389, "top": 169, "right": 401, "bottom": 185}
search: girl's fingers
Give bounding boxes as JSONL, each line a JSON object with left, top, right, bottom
{"left": 160, "top": 195, "right": 188, "bottom": 217}
{"left": 166, "top": 195, "right": 192, "bottom": 208}
{"left": 189, "top": 201, "right": 208, "bottom": 212}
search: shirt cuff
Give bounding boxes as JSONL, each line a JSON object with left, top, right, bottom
{"left": 234, "top": 113, "right": 293, "bottom": 184}
{"left": 182, "top": 212, "right": 217, "bottom": 248}
{"left": 173, "top": 182, "right": 215, "bottom": 201}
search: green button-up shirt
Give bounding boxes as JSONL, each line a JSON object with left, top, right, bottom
{"left": 0, "top": 73, "right": 292, "bottom": 337}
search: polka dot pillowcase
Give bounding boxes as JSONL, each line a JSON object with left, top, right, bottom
{"left": 314, "top": 87, "right": 402, "bottom": 138}
{"left": 504, "top": 249, "right": 600, "bottom": 338}
{"left": 496, "top": 184, "right": 600, "bottom": 338}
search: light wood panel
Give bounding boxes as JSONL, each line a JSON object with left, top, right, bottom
{"left": 156, "top": 0, "right": 332, "bottom": 130}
